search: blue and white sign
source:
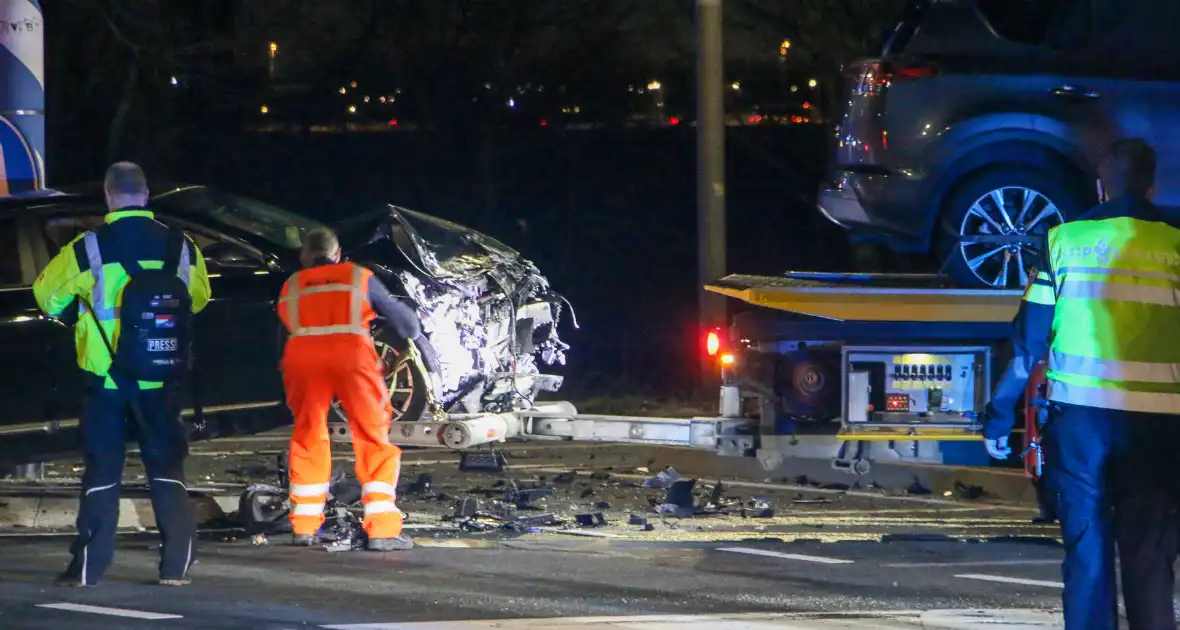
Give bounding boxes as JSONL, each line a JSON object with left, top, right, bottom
{"left": 0, "top": 0, "right": 43, "bottom": 195}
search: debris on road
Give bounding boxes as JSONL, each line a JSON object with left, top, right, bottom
{"left": 642, "top": 467, "right": 680, "bottom": 489}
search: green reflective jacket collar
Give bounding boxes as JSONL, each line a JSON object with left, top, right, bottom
{"left": 105, "top": 207, "right": 154, "bottom": 224}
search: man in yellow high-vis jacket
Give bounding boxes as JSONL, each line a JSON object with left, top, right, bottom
{"left": 984, "top": 139, "right": 1180, "bottom": 629}
{"left": 33, "top": 162, "right": 211, "bottom": 587}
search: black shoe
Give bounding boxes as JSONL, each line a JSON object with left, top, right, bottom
{"left": 54, "top": 573, "right": 91, "bottom": 588}
{"left": 366, "top": 534, "right": 414, "bottom": 552}
{"left": 292, "top": 534, "right": 319, "bottom": 546}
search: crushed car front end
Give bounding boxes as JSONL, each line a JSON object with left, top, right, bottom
{"left": 340, "top": 205, "right": 573, "bottom": 417}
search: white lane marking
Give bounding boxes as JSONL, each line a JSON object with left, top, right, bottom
{"left": 320, "top": 610, "right": 1062, "bottom": 629}
{"left": 717, "top": 546, "right": 854, "bottom": 564}
{"left": 955, "top": 573, "right": 1064, "bottom": 588}
{"left": 37, "top": 603, "right": 183, "bottom": 620}
{"left": 884, "top": 559, "right": 1060, "bottom": 568}
{"left": 535, "top": 527, "right": 621, "bottom": 539}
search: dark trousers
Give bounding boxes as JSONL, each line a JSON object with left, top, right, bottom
{"left": 1114, "top": 417, "right": 1180, "bottom": 630}
{"left": 64, "top": 375, "right": 195, "bottom": 584}
{"left": 1046, "top": 404, "right": 1180, "bottom": 630}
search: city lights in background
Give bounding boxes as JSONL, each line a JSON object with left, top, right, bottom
{"left": 809, "top": 79, "right": 818, "bottom": 88}
{"left": 170, "top": 76, "right": 178, "bottom": 86}
{"left": 339, "top": 87, "right": 347, "bottom": 94}
{"left": 260, "top": 105, "right": 268, "bottom": 114}
{"left": 269, "top": 42, "right": 278, "bottom": 57}
{"left": 780, "top": 39, "right": 791, "bottom": 56}
{"left": 348, "top": 105, "right": 357, "bottom": 114}
{"left": 507, "top": 98, "right": 516, "bottom": 108}
{"left": 647, "top": 80, "right": 662, "bottom": 91}
{"left": 731, "top": 82, "right": 741, "bottom": 90}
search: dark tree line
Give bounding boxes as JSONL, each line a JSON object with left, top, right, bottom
{"left": 44, "top": 0, "right": 899, "bottom": 187}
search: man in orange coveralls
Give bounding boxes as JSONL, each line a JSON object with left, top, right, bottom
{"left": 277, "top": 228, "right": 423, "bottom": 551}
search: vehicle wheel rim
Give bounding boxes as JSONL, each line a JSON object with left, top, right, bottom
{"left": 957, "top": 186, "right": 1063, "bottom": 289}
{"left": 331, "top": 340, "right": 417, "bottom": 422}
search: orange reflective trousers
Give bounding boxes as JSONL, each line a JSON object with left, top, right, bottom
{"left": 278, "top": 262, "right": 403, "bottom": 540}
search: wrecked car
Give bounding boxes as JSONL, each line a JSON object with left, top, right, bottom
{"left": 0, "top": 184, "right": 572, "bottom": 466}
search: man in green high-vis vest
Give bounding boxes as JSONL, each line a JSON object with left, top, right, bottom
{"left": 983, "top": 138, "right": 1180, "bottom": 630}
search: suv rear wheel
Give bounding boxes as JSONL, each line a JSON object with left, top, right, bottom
{"left": 938, "top": 166, "right": 1092, "bottom": 289}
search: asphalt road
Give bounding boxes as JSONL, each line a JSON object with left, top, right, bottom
{"left": 0, "top": 530, "right": 1088, "bottom": 629}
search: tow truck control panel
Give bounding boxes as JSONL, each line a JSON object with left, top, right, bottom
{"left": 845, "top": 347, "right": 988, "bottom": 426}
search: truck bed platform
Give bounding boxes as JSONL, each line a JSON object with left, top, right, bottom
{"left": 706, "top": 272, "right": 1024, "bottom": 323}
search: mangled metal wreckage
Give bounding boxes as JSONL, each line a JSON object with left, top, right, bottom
{"left": 336, "top": 205, "right": 574, "bottom": 424}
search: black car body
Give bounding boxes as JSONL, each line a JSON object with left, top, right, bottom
{"left": 0, "top": 185, "right": 571, "bottom": 466}
{"left": 818, "top": 0, "right": 1179, "bottom": 288}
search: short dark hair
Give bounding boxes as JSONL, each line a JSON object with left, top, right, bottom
{"left": 1098, "top": 138, "right": 1156, "bottom": 199}
{"left": 301, "top": 227, "right": 340, "bottom": 260}
{"left": 103, "top": 161, "right": 148, "bottom": 197}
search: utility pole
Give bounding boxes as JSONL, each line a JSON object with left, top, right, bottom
{"left": 696, "top": 0, "right": 726, "bottom": 384}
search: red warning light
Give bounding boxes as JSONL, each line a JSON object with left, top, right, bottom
{"left": 540, "top": 119, "right": 548, "bottom": 126}
{"left": 706, "top": 331, "right": 721, "bottom": 356}
{"left": 669, "top": 116, "right": 681, "bottom": 125}
{"left": 388, "top": 119, "right": 399, "bottom": 126}
{"left": 885, "top": 393, "right": 910, "bottom": 412}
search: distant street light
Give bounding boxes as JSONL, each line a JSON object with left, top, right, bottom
{"left": 260, "top": 105, "right": 268, "bottom": 114}
{"left": 348, "top": 105, "right": 357, "bottom": 114}
{"left": 339, "top": 87, "right": 347, "bottom": 94}
{"left": 647, "top": 80, "right": 662, "bottom": 91}
{"left": 269, "top": 42, "right": 278, "bottom": 57}
{"left": 780, "top": 39, "right": 791, "bottom": 57}
{"left": 731, "top": 82, "right": 741, "bottom": 90}
{"left": 808, "top": 79, "right": 818, "bottom": 88}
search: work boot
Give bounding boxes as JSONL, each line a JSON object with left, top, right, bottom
{"left": 366, "top": 534, "right": 414, "bottom": 552}
{"left": 292, "top": 534, "right": 319, "bottom": 546}
{"left": 53, "top": 573, "right": 92, "bottom": 588}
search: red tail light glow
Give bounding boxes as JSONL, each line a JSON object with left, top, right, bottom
{"left": 706, "top": 331, "right": 721, "bottom": 356}
{"left": 853, "top": 61, "right": 938, "bottom": 97}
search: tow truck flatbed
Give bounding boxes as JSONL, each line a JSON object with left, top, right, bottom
{"left": 705, "top": 272, "right": 1024, "bottom": 323}
{"left": 698, "top": 271, "right": 1033, "bottom": 472}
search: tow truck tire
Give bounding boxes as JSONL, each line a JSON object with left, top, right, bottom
{"left": 329, "top": 326, "right": 434, "bottom": 426}
{"left": 937, "top": 165, "right": 1092, "bottom": 290}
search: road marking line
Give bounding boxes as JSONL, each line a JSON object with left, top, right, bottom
{"left": 323, "top": 610, "right": 1066, "bottom": 629}
{"left": 37, "top": 603, "right": 182, "bottom": 620}
{"left": 716, "top": 546, "right": 854, "bottom": 564}
{"left": 885, "top": 560, "right": 1060, "bottom": 568}
{"left": 954, "top": 573, "right": 1064, "bottom": 588}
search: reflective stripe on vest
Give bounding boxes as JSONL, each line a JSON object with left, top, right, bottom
{"left": 82, "top": 232, "right": 192, "bottom": 322}
{"left": 1051, "top": 350, "right": 1180, "bottom": 383}
{"left": 283, "top": 264, "right": 370, "bottom": 338}
{"left": 1045, "top": 216, "right": 1180, "bottom": 413}
{"left": 1048, "top": 380, "right": 1180, "bottom": 415}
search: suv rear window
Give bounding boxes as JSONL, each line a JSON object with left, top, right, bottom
{"left": 976, "top": 0, "right": 1071, "bottom": 46}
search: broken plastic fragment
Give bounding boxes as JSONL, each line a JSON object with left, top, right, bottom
{"left": 642, "top": 467, "right": 680, "bottom": 489}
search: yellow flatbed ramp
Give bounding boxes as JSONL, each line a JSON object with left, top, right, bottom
{"left": 704, "top": 273, "right": 1024, "bottom": 323}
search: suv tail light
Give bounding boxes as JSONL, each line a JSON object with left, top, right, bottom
{"left": 852, "top": 60, "right": 938, "bottom": 97}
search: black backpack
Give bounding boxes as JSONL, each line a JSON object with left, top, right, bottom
{"left": 100, "top": 227, "right": 194, "bottom": 383}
